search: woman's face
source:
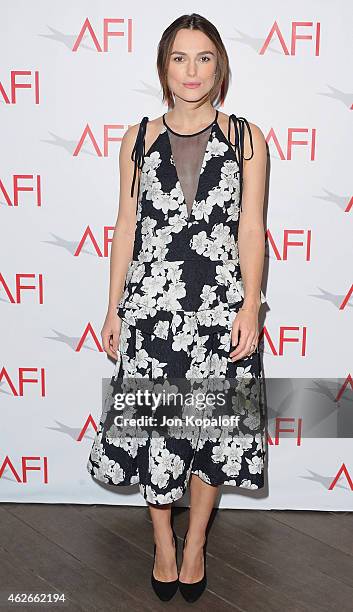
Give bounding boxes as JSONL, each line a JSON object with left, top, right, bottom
{"left": 167, "top": 29, "right": 217, "bottom": 103}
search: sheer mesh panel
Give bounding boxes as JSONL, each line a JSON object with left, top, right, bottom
{"left": 167, "top": 126, "right": 213, "bottom": 216}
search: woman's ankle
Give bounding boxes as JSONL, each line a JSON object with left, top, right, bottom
{"left": 154, "top": 527, "right": 175, "bottom": 548}
{"left": 185, "top": 531, "right": 206, "bottom": 548}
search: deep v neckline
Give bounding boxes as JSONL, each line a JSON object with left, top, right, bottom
{"left": 163, "top": 112, "right": 218, "bottom": 222}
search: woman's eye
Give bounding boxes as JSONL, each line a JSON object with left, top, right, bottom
{"left": 172, "top": 56, "right": 211, "bottom": 63}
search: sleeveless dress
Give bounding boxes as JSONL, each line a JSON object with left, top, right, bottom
{"left": 87, "top": 109, "right": 268, "bottom": 505}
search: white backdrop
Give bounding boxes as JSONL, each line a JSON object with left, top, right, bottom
{"left": 1, "top": 1, "right": 352, "bottom": 509}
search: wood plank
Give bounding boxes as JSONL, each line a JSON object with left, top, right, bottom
{"left": 0, "top": 506, "right": 149, "bottom": 611}
{"left": 271, "top": 510, "right": 353, "bottom": 556}
{"left": 6, "top": 504, "right": 192, "bottom": 611}
{"left": 79, "top": 505, "right": 308, "bottom": 612}
{"left": 77, "top": 504, "right": 240, "bottom": 610}
{"left": 0, "top": 545, "right": 81, "bottom": 611}
{"left": 3, "top": 503, "right": 352, "bottom": 612}
{"left": 218, "top": 509, "right": 353, "bottom": 610}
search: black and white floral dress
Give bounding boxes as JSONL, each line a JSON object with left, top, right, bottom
{"left": 87, "top": 109, "right": 268, "bottom": 504}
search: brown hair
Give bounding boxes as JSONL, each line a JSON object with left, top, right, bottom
{"left": 157, "top": 13, "right": 231, "bottom": 110}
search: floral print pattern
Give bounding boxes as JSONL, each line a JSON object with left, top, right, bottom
{"left": 87, "top": 115, "right": 268, "bottom": 504}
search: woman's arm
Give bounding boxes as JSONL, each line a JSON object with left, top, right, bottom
{"left": 101, "top": 121, "right": 141, "bottom": 359}
{"left": 237, "top": 122, "right": 267, "bottom": 312}
{"left": 230, "top": 122, "right": 267, "bottom": 361}
{"left": 106, "top": 123, "right": 141, "bottom": 314}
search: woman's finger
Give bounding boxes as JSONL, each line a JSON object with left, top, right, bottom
{"left": 111, "top": 332, "right": 120, "bottom": 355}
{"left": 250, "top": 336, "right": 258, "bottom": 353}
{"left": 101, "top": 332, "right": 110, "bottom": 355}
{"left": 231, "top": 329, "right": 251, "bottom": 359}
{"left": 103, "top": 332, "right": 116, "bottom": 359}
{"left": 230, "top": 320, "right": 240, "bottom": 349}
{"left": 245, "top": 336, "right": 256, "bottom": 356}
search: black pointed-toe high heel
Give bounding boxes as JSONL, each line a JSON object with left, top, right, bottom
{"left": 151, "top": 529, "right": 179, "bottom": 601}
{"left": 178, "top": 531, "right": 207, "bottom": 603}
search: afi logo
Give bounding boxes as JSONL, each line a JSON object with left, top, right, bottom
{"left": 0, "top": 456, "right": 49, "bottom": 483}
{"left": 74, "top": 226, "right": 115, "bottom": 257}
{"left": 266, "top": 230, "right": 312, "bottom": 261}
{"left": 261, "top": 327, "right": 307, "bottom": 356}
{"left": 268, "top": 418, "right": 303, "bottom": 445}
{"left": 0, "top": 274, "right": 44, "bottom": 303}
{"left": 0, "top": 175, "right": 42, "bottom": 206}
{"left": 267, "top": 127, "right": 316, "bottom": 160}
{"left": 76, "top": 324, "right": 103, "bottom": 352}
{"left": 0, "top": 367, "right": 46, "bottom": 397}
{"left": 0, "top": 71, "right": 40, "bottom": 104}
{"left": 73, "top": 18, "right": 133, "bottom": 52}
{"left": 260, "top": 21, "right": 320, "bottom": 55}
{"left": 74, "top": 123, "right": 127, "bottom": 156}
{"left": 329, "top": 464, "right": 353, "bottom": 490}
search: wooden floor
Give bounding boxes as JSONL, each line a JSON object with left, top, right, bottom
{"left": 0, "top": 504, "right": 352, "bottom": 611}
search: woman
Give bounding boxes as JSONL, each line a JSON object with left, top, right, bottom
{"left": 87, "top": 13, "right": 268, "bottom": 603}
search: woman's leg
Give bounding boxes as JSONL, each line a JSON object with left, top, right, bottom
{"left": 148, "top": 502, "right": 178, "bottom": 581}
{"left": 179, "top": 474, "right": 220, "bottom": 582}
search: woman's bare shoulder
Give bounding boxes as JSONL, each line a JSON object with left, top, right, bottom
{"left": 120, "top": 115, "right": 163, "bottom": 158}
{"left": 144, "top": 116, "right": 164, "bottom": 153}
{"left": 218, "top": 111, "right": 265, "bottom": 158}
{"left": 246, "top": 121, "right": 266, "bottom": 159}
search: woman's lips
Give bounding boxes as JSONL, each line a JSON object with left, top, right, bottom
{"left": 183, "top": 83, "right": 201, "bottom": 88}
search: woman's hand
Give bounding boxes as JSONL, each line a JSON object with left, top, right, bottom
{"left": 101, "top": 307, "right": 122, "bottom": 360}
{"left": 230, "top": 304, "right": 259, "bottom": 362}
